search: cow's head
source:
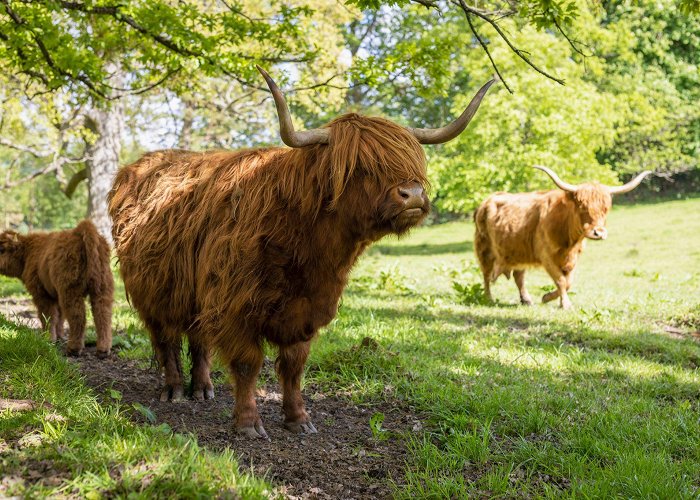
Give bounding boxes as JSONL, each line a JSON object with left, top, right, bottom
{"left": 258, "top": 66, "right": 495, "bottom": 238}
{"left": 0, "top": 231, "right": 25, "bottom": 277}
{"left": 534, "top": 166, "right": 652, "bottom": 240}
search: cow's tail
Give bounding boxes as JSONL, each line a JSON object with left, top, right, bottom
{"left": 76, "top": 220, "right": 114, "bottom": 357}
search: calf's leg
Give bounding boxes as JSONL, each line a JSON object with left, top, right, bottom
{"left": 513, "top": 270, "right": 533, "bottom": 305}
{"left": 33, "top": 294, "right": 60, "bottom": 341}
{"left": 89, "top": 291, "right": 113, "bottom": 358}
{"left": 51, "top": 304, "right": 65, "bottom": 340}
{"left": 276, "top": 340, "right": 316, "bottom": 434}
{"left": 59, "top": 291, "right": 86, "bottom": 355}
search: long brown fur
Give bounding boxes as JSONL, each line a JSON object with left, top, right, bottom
{"left": 108, "top": 113, "right": 430, "bottom": 436}
{"left": 0, "top": 220, "right": 114, "bottom": 356}
{"left": 474, "top": 184, "right": 613, "bottom": 309}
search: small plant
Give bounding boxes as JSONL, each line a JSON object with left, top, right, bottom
{"left": 369, "top": 412, "right": 389, "bottom": 441}
{"left": 377, "top": 264, "right": 415, "bottom": 294}
{"left": 452, "top": 281, "right": 489, "bottom": 306}
{"left": 132, "top": 402, "right": 157, "bottom": 423}
{"left": 623, "top": 269, "right": 644, "bottom": 278}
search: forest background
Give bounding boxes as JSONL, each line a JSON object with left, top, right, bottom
{"left": 0, "top": 0, "right": 698, "bottom": 235}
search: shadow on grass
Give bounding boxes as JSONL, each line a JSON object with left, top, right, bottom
{"left": 371, "top": 240, "right": 473, "bottom": 256}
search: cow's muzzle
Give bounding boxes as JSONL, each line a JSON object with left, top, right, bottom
{"left": 587, "top": 227, "right": 608, "bottom": 240}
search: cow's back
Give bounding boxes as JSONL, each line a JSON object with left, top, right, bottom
{"left": 475, "top": 191, "right": 547, "bottom": 267}
{"left": 109, "top": 150, "right": 241, "bottom": 329}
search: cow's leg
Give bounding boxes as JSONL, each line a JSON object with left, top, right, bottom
{"left": 59, "top": 290, "right": 86, "bottom": 356}
{"left": 188, "top": 332, "right": 214, "bottom": 401}
{"left": 89, "top": 291, "right": 112, "bottom": 358}
{"left": 478, "top": 259, "right": 495, "bottom": 303}
{"left": 542, "top": 262, "right": 573, "bottom": 310}
{"left": 513, "top": 270, "right": 532, "bottom": 305}
{"left": 230, "top": 348, "right": 266, "bottom": 439}
{"left": 276, "top": 340, "right": 316, "bottom": 434}
{"left": 144, "top": 317, "right": 184, "bottom": 401}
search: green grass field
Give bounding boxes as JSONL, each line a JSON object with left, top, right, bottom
{"left": 2, "top": 197, "right": 699, "bottom": 497}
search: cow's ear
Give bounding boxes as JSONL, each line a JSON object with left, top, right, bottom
{"left": 0, "top": 232, "right": 21, "bottom": 253}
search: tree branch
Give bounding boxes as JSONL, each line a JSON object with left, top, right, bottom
{"left": 63, "top": 168, "right": 87, "bottom": 198}
{"left": 0, "top": 138, "right": 49, "bottom": 158}
{"left": 465, "top": 12, "right": 513, "bottom": 93}
{"left": 455, "top": 0, "right": 566, "bottom": 86}
{"left": 552, "top": 16, "right": 593, "bottom": 57}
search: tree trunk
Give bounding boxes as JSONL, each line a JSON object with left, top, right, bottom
{"left": 84, "top": 101, "right": 123, "bottom": 245}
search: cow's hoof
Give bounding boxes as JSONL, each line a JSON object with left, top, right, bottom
{"left": 285, "top": 420, "right": 318, "bottom": 434}
{"left": 95, "top": 349, "right": 110, "bottom": 359}
{"left": 66, "top": 347, "right": 82, "bottom": 357}
{"left": 192, "top": 385, "right": 215, "bottom": 401}
{"left": 159, "top": 384, "right": 185, "bottom": 402}
{"left": 238, "top": 421, "right": 269, "bottom": 439}
{"left": 520, "top": 297, "right": 533, "bottom": 306}
{"left": 560, "top": 301, "right": 572, "bottom": 310}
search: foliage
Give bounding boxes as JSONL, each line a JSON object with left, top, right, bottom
{"left": 0, "top": 0, "right": 320, "bottom": 98}
{"left": 593, "top": 0, "right": 700, "bottom": 177}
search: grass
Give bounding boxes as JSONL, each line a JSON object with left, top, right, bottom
{"left": 0, "top": 317, "right": 272, "bottom": 498}
{"left": 2, "top": 196, "right": 700, "bottom": 497}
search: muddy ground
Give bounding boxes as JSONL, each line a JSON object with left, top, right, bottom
{"left": 1, "top": 299, "right": 423, "bottom": 499}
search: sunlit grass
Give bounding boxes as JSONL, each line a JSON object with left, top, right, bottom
{"left": 2, "top": 197, "right": 699, "bottom": 497}
{"left": 0, "top": 318, "right": 271, "bottom": 498}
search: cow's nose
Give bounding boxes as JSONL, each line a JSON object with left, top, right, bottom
{"left": 593, "top": 227, "right": 608, "bottom": 240}
{"left": 396, "top": 184, "right": 425, "bottom": 209}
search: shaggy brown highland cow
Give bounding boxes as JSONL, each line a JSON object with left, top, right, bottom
{"left": 108, "top": 67, "right": 496, "bottom": 438}
{"left": 0, "top": 220, "right": 113, "bottom": 356}
{"left": 474, "top": 166, "right": 651, "bottom": 309}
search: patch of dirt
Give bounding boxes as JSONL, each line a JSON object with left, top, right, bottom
{"left": 0, "top": 297, "right": 40, "bottom": 329}
{"left": 659, "top": 324, "right": 700, "bottom": 342}
{"left": 75, "top": 348, "right": 419, "bottom": 499}
{"left": 2, "top": 299, "right": 424, "bottom": 497}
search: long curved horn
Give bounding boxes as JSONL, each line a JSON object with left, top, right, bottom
{"left": 407, "top": 78, "right": 497, "bottom": 145}
{"left": 607, "top": 170, "right": 652, "bottom": 195}
{"left": 257, "top": 65, "right": 330, "bottom": 148}
{"left": 533, "top": 165, "right": 579, "bottom": 193}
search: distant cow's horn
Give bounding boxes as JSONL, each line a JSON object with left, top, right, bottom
{"left": 407, "top": 78, "right": 497, "bottom": 145}
{"left": 257, "top": 66, "right": 330, "bottom": 148}
{"left": 607, "top": 171, "right": 652, "bottom": 195}
{"left": 533, "top": 165, "right": 579, "bottom": 193}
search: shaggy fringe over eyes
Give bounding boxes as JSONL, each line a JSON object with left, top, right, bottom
{"left": 323, "top": 113, "right": 429, "bottom": 207}
{"left": 573, "top": 183, "right": 612, "bottom": 217}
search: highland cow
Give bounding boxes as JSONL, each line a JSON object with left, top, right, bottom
{"left": 0, "top": 220, "right": 113, "bottom": 356}
{"left": 108, "top": 67, "right": 495, "bottom": 438}
{"left": 474, "top": 166, "right": 652, "bottom": 309}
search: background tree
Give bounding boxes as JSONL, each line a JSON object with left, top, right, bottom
{"left": 0, "top": 0, "right": 341, "bottom": 239}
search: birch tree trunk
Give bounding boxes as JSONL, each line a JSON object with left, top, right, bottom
{"left": 84, "top": 100, "right": 123, "bottom": 245}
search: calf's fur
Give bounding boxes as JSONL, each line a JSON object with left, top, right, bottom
{"left": 0, "top": 220, "right": 113, "bottom": 356}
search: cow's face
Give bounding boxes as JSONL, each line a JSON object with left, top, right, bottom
{"left": 0, "top": 231, "right": 24, "bottom": 277}
{"left": 335, "top": 174, "right": 429, "bottom": 239}
{"left": 572, "top": 185, "right": 612, "bottom": 240}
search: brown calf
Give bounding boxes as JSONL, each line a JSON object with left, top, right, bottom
{"left": 0, "top": 220, "right": 113, "bottom": 355}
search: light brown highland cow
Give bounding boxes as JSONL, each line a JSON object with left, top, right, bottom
{"left": 0, "top": 220, "right": 113, "bottom": 356}
{"left": 474, "top": 166, "right": 651, "bottom": 309}
{"left": 108, "top": 67, "right": 496, "bottom": 438}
